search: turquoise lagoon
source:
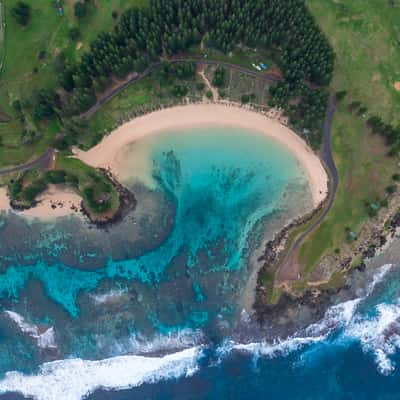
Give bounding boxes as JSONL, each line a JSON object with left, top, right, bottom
{"left": 0, "top": 126, "right": 312, "bottom": 377}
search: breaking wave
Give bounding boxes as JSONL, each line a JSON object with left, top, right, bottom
{"left": 223, "top": 264, "right": 399, "bottom": 375}
{"left": 0, "top": 347, "right": 202, "bottom": 400}
{"left": 0, "top": 264, "right": 398, "bottom": 399}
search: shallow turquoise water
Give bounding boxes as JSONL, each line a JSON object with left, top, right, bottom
{"left": 1, "top": 126, "right": 400, "bottom": 400}
{"left": 0, "top": 125, "right": 312, "bottom": 380}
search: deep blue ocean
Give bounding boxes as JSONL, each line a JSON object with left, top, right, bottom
{"left": 0, "top": 126, "right": 399, "bottom": 399}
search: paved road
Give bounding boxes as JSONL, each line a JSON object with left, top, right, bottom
{"left": 276, "top": 95, "right": 339, "bottom": 282}
{"left": 82, "top": 57, "right": 281, "bottom": 119}
{"left": 0, "top": 148, "right": 55, "bottom": 176}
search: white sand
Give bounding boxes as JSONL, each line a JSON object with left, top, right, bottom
{"left": 75, "top": 104, "right": 328, "bottom": 206}
{"left": 0, "top": 185, "right": 82, "bottom": 220}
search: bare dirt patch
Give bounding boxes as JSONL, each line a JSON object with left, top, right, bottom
{"left": 0, "top": 106, "right": 11, "bottom": 122}
{"left": 394, "top": 82, "right": 400, "bottom": 91}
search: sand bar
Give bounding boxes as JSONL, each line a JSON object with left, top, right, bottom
{"left": 75, "top": 104, "right": 328, "bottom": 206}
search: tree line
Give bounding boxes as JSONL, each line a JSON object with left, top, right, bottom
{"left": 27, "top": 0, "right": 333, "bottom": 123}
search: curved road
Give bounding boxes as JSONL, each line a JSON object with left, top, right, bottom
{"left": 82, "top": 57, "right": 281, "bottom": 119}
{"left": 0, "top": 148, "right": 54, "bottom": 176}
{"left": 0, "top": 61, "right": 338, "bottom": 270}
{"left": 276, "top": 94, "right": 338, "bottom": 283}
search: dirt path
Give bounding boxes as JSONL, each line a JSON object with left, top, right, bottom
{"left": 198, "top": 66, "right": 218, "bottom": 101}
{"left": 81, "top": 57, "right": 281, "bottom": 119}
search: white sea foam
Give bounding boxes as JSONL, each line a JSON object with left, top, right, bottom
{"left": 90, "top": 289, "right": 127, "bottom": 305}
{"left": 0, "top": 346, "right": 202, "bottom": 400}
{"left": 343, "top": 302, "right": 400, "bottom": 375}
{"left": 4, "top": 311, "right": 57, "bottom": 350}
{"left": 365, "top": 263, "right": 393, "bottom": 296}
{"left": 228, "top": 264, "right": 398, "bottom": 374}
{"left": 306, "top": 298, "right": 361, "bottom": 336}
{"left": 231, "top": 335, "right": 325, "bottom": 357}
{"left": 96, "top": 328, "right": 204, "bottom": 356}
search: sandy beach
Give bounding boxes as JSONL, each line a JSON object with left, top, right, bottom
{"left": 0, "top": 185, "right": 82, "bottom": 220}
{"left": 0, "top": 104, "right": 328, "bottom": 220}
{"left": 75, "top": 104, "right": 328, "bottom": 207}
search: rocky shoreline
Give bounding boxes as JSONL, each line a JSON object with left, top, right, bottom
{"left": 81, "top": 169, "right": 137, "bottom": 229}
{"left": 251, "top": 190, "right": 400, "bottom": 337}
{"left": 8, "top": 169, "right": 137, "bottom": 229}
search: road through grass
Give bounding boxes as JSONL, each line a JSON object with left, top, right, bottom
{"left": 299, "top": 0, "right": 400, "bottom": 274}
{"left": 0, "top": 0, "right": 148, "bottom": 167}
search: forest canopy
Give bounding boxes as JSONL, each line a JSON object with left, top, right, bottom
{"left": 22, "top": 0, "right": 335, "bottom": 148}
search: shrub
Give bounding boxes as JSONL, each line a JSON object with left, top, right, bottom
{"left": 38, "top": 50, "right": 46, "bottom": 61}
{"left": 68, "top": 27, "right": 81, "bottom": 41}
{"left": 206, "top": 90, "right": 213, "bottom": 99}
{"left": 74, "top": 2, "right": 87, "bottom": 19}
{"left": 45, "top": 170, "right": 66, "bottom": 184}
{"left": 8, "top": 179, "right": 23, "bottom": 199}
{"left": 12, "top": 100, "right": 22, "bottom": 113}
{"left": 241, "top": 94, "right": 250, "bottom": 103}
{"left": 392, "top": 173, "right": 400, "bottom": 181}
{"left": 212, "top": 66, "right": 226, "bottom": 87}
{"left": 196, "top": 82, "right": 205, "bottom": 91}
{"left": 11, "top": 2, "right": 31, "bottom": 26}
{"left": 380, "top": 198, "right": 389, "bottom": 208}
{"left": 336, "top": 90, "right": 347, "bottom": 101}
{"left": 21, "top": 179, "right": 47, "bottom": 203}
{"left": 112, "top": 10, "right": 118, "bottom": 19}
{"left": 386, "top": 185, "right": 397, "bottom": 194}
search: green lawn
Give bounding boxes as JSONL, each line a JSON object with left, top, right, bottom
{"left": 298, "top": 0, "right": 400, "bottom": 274}
{"left": 83, "top": 77, "right": 158, "bottom": 148}
{"left": 0, "top": 1, "right": 5, "bottom": 76}
{"left": 0, "top": 0, "right": 148, "bottom": 166}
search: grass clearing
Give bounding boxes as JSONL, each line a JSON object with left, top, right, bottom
{"left": 298, "top": 0, "right": 400, "bottom": 274}
{"left": 0, "top": 0, "right": 148, "bottom": 167}
{"left": 82, "top": 69, "right": 207, "bottom": 149}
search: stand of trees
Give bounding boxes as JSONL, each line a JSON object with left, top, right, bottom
{"left": 368, "top": 116, "right": 400, "bottom": 156}
{"left": 16, "top": 0, "right": 334, "bottom": 148}
{"left": 11, "top": 2, "right": 31, "bottom": 26}
{"left": 51, "top": 0, "right": 333, "bottom": 116}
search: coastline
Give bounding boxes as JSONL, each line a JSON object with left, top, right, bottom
{"left": 74, "top": 104, "right": 328, "bottom": 208}
{"left": 250, "top": 184, "right": 400, "bottom": 337}
{"left": 0, "top": 185, "right": 82, "bottom": 220}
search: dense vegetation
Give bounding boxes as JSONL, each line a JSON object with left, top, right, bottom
{"left": 23, "top": 0, "right": 333, "bottom": 140}
{"left": 11, "top": 2, "right": 31, "bottom": 26}
{"left": 8, "top": 157, "right": 118, "bottom": 215}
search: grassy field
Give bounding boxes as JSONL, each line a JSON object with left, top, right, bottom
{"left": 82, "top": 77, "right": 159, "bottom": 149}
{"left": 298, "top": 0, "right": 400, "bottom": 275}
{"left": 0, "top": 1, "right": 5, "bottom": 76}
{"left": 0, "top": 0, "right": 148, "bottom": 166}
{"left": 82, "top": 69, "right": 208, "bottom": 149}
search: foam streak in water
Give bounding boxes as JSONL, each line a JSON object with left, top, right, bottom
{"left": 0, "top": 347, "right": 202, "bottom": 400}
{"left": 4, "top": 311, "right": 57, "bottom": 350}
